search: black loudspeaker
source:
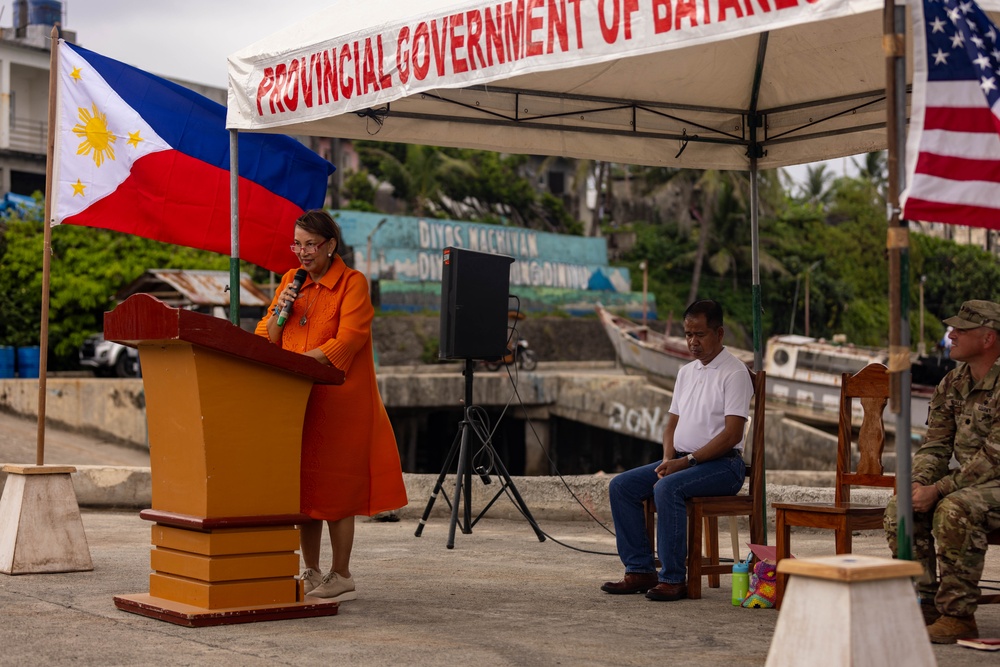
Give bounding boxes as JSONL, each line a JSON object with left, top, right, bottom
{"left": 439, "top": 247, "right": 514, "bottom": 360}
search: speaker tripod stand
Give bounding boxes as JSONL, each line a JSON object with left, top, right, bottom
{"left": 415, "top": 358, "right": 546, "bottom": 548}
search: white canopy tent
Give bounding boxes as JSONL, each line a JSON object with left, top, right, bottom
{"left": 227, "top": 0, "right": 908, "bottom": 170}
{"left": 226, "top": 0, "right": 1000, "bottom": 555}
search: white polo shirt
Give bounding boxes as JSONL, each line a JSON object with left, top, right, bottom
{"left": 669, "top": 346, "right": 753, "bottom": 454}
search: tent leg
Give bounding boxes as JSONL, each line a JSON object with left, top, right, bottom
{"left": 750, "top": 161, "right": 762, "bottom": 373}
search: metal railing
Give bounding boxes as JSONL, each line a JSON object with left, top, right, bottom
{"left": 8, "top": 117, "right": 47, "bottom": 154}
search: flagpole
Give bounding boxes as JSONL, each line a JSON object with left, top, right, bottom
{"left": 884, "top": 0, "right": 913, "bottom": 560}
{"left": 35, "top": 25, "right": 60, "bottom": 466}
{"left": 229, "top": 129, "right": 240, "bottom": 326}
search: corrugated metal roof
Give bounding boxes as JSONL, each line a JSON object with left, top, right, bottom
{"left": 116, "top": 270, "right": 270, "bottom": 307}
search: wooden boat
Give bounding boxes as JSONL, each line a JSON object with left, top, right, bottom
{"left": 764, "top": 335, "right": 933, "bottom": 434}
{"left": 595, "top": 303, "right": 694, "bottom": 391}
{"left": 596, "top": 305, "right": 936, "bottom": 434}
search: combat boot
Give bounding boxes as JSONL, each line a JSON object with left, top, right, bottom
{"left": 927, "top": 614, "right": 978, "bottom": 644}
{"left": 919, "top": 600, "right": 940, "bottom": 626}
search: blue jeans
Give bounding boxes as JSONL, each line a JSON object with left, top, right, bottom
{"left": 609, "top": 454, "right": 746, "bottom": 583}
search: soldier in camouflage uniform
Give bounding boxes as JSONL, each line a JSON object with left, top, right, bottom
{"left": 885, "top": 300, "right": 1000, "bottom": 644}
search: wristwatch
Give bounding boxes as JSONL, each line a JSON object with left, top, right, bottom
{"left": 686, "top": 453, "right": 698, "bottom": 467}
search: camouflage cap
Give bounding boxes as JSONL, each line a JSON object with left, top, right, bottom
{"left": 943, "top": 300, "right": 1000, "bottom": 331}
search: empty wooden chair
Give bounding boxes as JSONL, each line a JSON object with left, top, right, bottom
{"left": 772, "top": 362, "right": 893, "bottom": 608}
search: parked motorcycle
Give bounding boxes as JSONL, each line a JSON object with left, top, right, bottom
{"left": 484, "top": 338, "right": 538, "bottom": 372}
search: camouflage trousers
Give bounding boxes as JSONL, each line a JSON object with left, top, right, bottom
{"left": 885, "top": 487, "right": 1000, "bottom": 617}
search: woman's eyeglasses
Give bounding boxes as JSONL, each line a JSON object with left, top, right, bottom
{"left": 290, "top": 240, "right": 328, "bottom": 255}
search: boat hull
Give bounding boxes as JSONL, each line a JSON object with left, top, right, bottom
{"left": 595, "top": 306, "right": 931, "bottom": 434}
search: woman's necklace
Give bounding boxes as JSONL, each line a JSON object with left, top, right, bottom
{"left": 298, "top": 285, "right": 320, "bottom": 326}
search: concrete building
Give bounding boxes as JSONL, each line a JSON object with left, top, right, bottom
{"left": 0, "top": 1, "right": 69, "bottom": 196}
{"left": 910, "top": 219, "right": 1000, "bottom": 257}
{"left": 0, "top": 0, "right": 339, "bottom": 202}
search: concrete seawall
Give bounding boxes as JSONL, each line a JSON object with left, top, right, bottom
{"left": 0, "top": 368, "right": 845, "bottom": 472}
{"left": 56, "top": 465, "right": 888, "bottom": 530}
{"left": 1, "top": 367, "right": 877, "bottom": 525}
{"left": 0, "top": 377, "right": 149, "bottom": 447}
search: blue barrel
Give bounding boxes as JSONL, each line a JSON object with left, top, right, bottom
{"left": 16, "top": 345, "right": 40, "bottom": 378}
{"left": 0, "top": 346, "right": 14, "bottom": 378}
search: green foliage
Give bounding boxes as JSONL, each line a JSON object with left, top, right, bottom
{"left": 618, "top": 157, "right": 998, "bottom": 351}
{"left": 420, "top": 335, "right": 443, "bottom": 364}
{"left": 341, "top": 169, "right": 376, "bottom": 206}
{"left": 353, "top": 141, "right": 581, "bottom": 233}
{"left": 538, "top": 192, "right": 582, "bottom": 235}
{"left": 0, "top": 205, "right": 234, "bottom": 369}
{"left": 345, "top": 199, "right": 378, "bottom": 213}
{"left": 912, "top": 233, "right": 1000, "bottom": 320}
{"left": 837, "top": 299, "right": 890, "bottom": 346}
{"left": 4, "top": 144, "right": 996, "bottom": 371}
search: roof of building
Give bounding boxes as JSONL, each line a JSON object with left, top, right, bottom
{"left": 114, "top": 269, "right": 270, "bottom": 308}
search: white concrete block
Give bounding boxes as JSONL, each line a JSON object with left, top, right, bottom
{"left": 766, "top": 555, "right": 934, "bottom": 667}
{"left": 0, "top": 466, "right": 93, "bottom": 574}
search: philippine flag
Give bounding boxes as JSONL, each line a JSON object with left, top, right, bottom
{"left": 51, "top": 41, "right": 335, "bottom": 274}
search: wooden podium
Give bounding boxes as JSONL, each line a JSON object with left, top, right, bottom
{"left": 105, "top": 294, "right": 345, "bottom": 627}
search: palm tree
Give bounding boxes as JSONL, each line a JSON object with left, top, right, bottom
{"left": 798, "top": 163, "right": 835, "bottom": 206}
{"left": 851, "top": 151, "right": 887, "bottom": 203}
{"left": 355, "top": 144, "right": 476, "bottom": 216}
{"left": 852, "top": 151, "right": 886, "bottom": 182}
{"left": 702, "top": 171, "right": 789, "bottom": 293}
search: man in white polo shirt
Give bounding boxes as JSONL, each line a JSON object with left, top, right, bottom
{"left": 601, "top": 299, "right": 753, "bottom": 601}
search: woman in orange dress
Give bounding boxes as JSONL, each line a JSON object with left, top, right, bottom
{"left": 256, "top": 209, "right": 407, "bottom": 602}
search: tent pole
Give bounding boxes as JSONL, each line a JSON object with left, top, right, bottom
{"left": 750, "top": 157, "right": 766, "bottom": 546}
{"left": 884, "top": 0, "right": 913, "bottom": 560}
{"left": 747, "top": 32, "right": 768, "bottom": 374}
{"left": 750, "top": 162, "right": 762, "bottom": 373}
{"left": 229, "top": 129, "right": 241, "bottom": 326}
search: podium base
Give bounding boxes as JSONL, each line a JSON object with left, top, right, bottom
{"left": 114, "top": 593, "right": 339, "bottom": 627}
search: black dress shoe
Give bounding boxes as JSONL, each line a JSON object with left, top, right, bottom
{"left": 601, "top": 572, "right": 658, "bottom": 594}
{"left": 645, "top": 581, "right": 688, "bottom": 601}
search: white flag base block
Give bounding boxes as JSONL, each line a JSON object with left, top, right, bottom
{"left": 0, "top": 464, "right": 94, "bottom": 574}
{"left": 766, "top": 554, "right": 934, "bottom": 667}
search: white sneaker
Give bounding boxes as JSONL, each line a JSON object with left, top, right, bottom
{"left": 310, "top": 572, "right": 358, "bottom": 602}
{"left": 298, "top": 568, "right": 323, "bottom": 594}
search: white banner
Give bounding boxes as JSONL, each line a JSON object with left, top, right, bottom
{"left": 228, "top": 0, "right": 873, "bottom": 129}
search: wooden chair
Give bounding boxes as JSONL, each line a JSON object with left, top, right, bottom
{"left": 642, "top": 368, "right": 766, "bottom": 599}
{"left": 772, "top": 362, "right": 893, "bottom": 608}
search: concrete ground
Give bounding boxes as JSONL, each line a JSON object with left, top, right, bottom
{"left": 2, "top": 411, "right": 1000, "bottom": 665}
{"left": 0, "top": 409, "right": 150, "bottom": 468}
{"left": 4, "top": 514, "right": 1000, "bottom": 666}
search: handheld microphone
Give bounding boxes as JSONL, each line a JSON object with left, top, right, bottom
{"left": 276, "top": 269, "right": 308, "bottom": 327}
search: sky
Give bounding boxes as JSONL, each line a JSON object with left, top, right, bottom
{"left": 9, "top": 0, "right": 854, "bottom": 189}
{"left": 24, "top": 0, "right": 334, "bottom": 89}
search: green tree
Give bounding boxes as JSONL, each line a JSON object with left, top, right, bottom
{"left": 851, "top": 151, "right": 887, "bottom": 206}
{"left": 355, "top": 141, "right": 581, "bottom": 232}
{"left": 340, "top": 168, "right": 377, "bottom": 211}
{"left": 0, "top": 206, "right": 236, "bottom": 368}
{"left": 355, "top": 143, "right": 474, "bottom": 216}
{"left": 797, "top": 163, "right": 836, "bottom": 206}
{"left": 912, "top": 233, "right": 1000, "bottom": 325}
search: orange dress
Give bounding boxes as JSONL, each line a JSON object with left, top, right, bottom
{"left": 255, "top": 255, "right": 407, "bottom": 521}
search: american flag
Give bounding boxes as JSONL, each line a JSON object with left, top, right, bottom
{"left": 901, "top": 0, "right": 1000, "bottom": 229}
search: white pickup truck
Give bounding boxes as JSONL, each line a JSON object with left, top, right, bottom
{"left": 79, "top": 333, "right": 141, "bottom": 378}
